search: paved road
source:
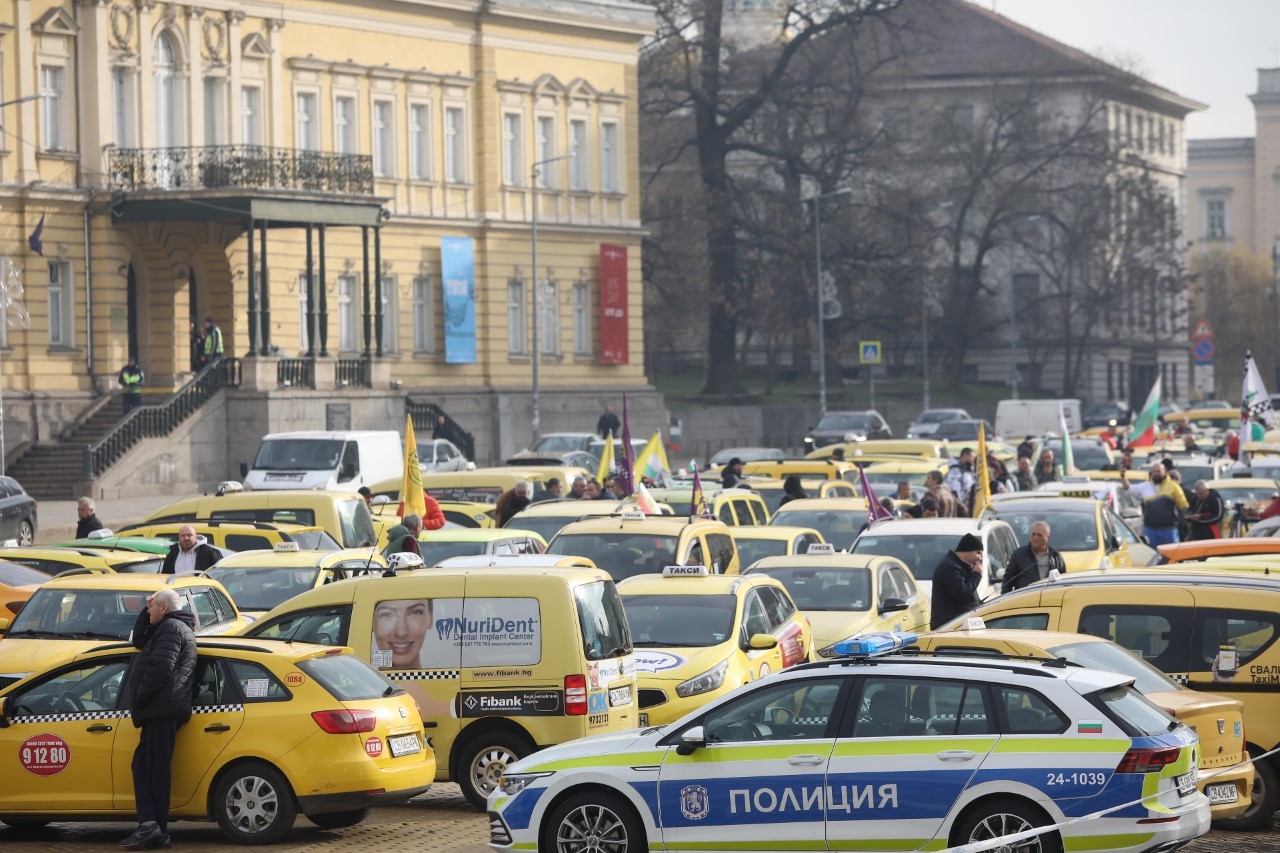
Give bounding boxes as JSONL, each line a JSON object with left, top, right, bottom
{"left": 1, "top": 782, "right": 1278, "bottom": 852}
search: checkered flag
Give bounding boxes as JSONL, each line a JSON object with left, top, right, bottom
{"left": 1241, "top": 351, "right": 1276, "bottom": 430}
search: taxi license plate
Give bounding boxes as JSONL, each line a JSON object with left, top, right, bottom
{"left": 1206, "top": 783, "right": 1239, "bottom": 804}
{"left": 1176, "top": 772, "right": 1196, "bottom": 797}
{"left": 610, "top": 685, "right": 632, "bottom": 707}
{"left": 389, "top": 734, "right": 422, "bottom": 758}
{"left": 639, "top": 713, "right": 649, "bottom": 727}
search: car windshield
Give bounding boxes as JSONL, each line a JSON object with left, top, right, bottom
{"left": 816, "top": 414, "right": 868, "bottom": 431}
{"left": 918, "top": 411, "right": 962, "bottom": 424}
{"left": 735, "top": 538, "right": 789, "bottom": 569}
{"left": 0, "top": 560, "right": 48, "bottom": 586}
{"left": 865, "top": 473, "right": 929, "bottom": 489}
{"left": 1047, "top": 640, "right": 1179, "bottom": 695}
{"left": 574, "top": 580, "right": 633, "bottom": 660}
{"left": 253, "top": 438, "right": 345, "bottom": 471}
{"left": 622, "top": 593, "right": 735, "bottom": 647}
{"left": 419, "top": 540, "right": 487, "bottom": 565}
{"left": 1219, "top": 486, "right": 1278, "bottom": 506}
{"left": 992, "top": 508, "right": 1099, "bottom": 551}
{"left": 749, "top": 567, "right": 871, "bottom": 611}
{"left": 205, "top": 567, "right": 321, "bottom": 612}
{"left": 936, "top": 422, "right": 981, "bottom": 439}
{"left": 1071, "top": 442, "right": 1112, "bottom": 470}
{"left": 851, "top": 533, "right": 956, "bottom": 580}
{"left": 547, "top": 532, "right": 682, "bottom": 582}
{"left": 337, "top": 498, "right": 378, "bottom": 548}
{"left": 9, "top": 587, "right": 148, "bottom": 639}
{"left": 771, "top": 510, "right": 863, "bottom": 550}
{"left": 534, "top": 435, "right": 587, "bottom": 453}
{"left": 1176, "top": 465, "right": 1215, "bottom": 483}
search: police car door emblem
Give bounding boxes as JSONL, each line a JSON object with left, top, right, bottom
{"left": 680, "top": 785, "right": 710, "bottom": 821}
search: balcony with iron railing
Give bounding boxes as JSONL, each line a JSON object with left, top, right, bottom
{"left": 108, "top": 145, "right": 375, "bottom": 195}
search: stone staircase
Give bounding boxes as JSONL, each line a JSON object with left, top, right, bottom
{"left": 10, "top": 394, "right": 127, "bottom": 500}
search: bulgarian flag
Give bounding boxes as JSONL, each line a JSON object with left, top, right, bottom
{"left": 1129, "top": 377, "right": 1162, "bottom": 448}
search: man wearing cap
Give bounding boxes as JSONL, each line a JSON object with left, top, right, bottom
{"left": 721, "top": 457, "right": 746, "bottom": 489}
{"left": 930, "top": 533, "right": 985, "bottom": 629}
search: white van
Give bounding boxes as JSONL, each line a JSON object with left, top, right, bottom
{"left": 995, "top": 399, "right": 1081, "bottom": 440}
{"left": 245, "top": 430, "right": 403, "bottom": 491}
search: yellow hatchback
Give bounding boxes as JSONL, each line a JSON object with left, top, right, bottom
{"left": 0, "top": 546, "right": 168, "bottom": 577}
{"left": 546, "top": 513, "right": 741, "bottom": 580}
{"left": 730, "top": 525, "right": 826, "bottom": 570}
{"left": 205, "top": 544, "right": 388, "bottom": 619}
{"left": 619, "top": 566, "right": 813, "bottom": 726}
{"left": 0, "top": 639, "right": 434, "bottom": 843}
{"left": 981, "top": 494, "right": 1136, "bottom": 572}
{"left": 768, "top": 497, "right": 870, "bottom": 552}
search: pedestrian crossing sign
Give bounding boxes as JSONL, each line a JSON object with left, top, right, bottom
{"left": 859, "top": 341, "right": 882, "bottom": 365}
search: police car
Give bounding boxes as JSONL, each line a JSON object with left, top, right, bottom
{"left": 488, "top": 632, "right": 1211, "bottom": 853}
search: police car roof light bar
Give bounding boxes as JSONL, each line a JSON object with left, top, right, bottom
{"left": 833, "top": 631, "right": 918, "bottom": 658}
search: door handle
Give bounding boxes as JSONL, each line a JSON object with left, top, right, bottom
{"left": 204, "top": 724, "right": 232, "bottom": 733}
{"left": 86, "top": 724, "right": 113, "bottom": 732}
{"left": 787, "top": 755, "right": 826, "bottom": 766}
{"left": 936, "top": 750, "right": 976, "bottom": 761}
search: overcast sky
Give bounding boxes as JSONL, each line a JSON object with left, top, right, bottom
{"left": 989, "top": 0, "right": 1279, "bottom": 139}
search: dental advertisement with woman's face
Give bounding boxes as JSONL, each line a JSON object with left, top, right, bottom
{"left": 372, "top": 597, "right": 542, "bottom": 670}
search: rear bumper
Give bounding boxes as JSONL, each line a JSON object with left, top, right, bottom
{"left": 1200, "top": 760, "right": 1253, "bottom": 820}
{"left": 297, "top": 783, "right": 431, "bottom": 816}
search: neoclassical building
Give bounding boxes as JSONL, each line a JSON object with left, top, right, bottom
{"left": 0, "top": 0, "right": 658, "bottom": 495}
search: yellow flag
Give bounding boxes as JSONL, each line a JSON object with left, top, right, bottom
{"left": 972, "top": 422, "right": 992, "bottom": 518}
{"left": 400, "top": 414, "right": 427, "bottom": 519}
{"left": 633, "top": 431, "right": 673, "bottom": 487}
{"left": 597, "top": 431, "right": 616, "bottom": 483}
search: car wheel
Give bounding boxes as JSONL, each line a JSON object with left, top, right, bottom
{"left": 213, "top": 761, "right": 298, "bottom": 844}
{"left": 952, "top": 798, "right": 1061, "bottom": 853}
{"left": 16, "top": 520, "right": 33, "bottom": 547}
{"left": 1215, "top": 751, "right": 1278, "bottom": 831}
{"left": 543, "top": 790, "right": 645, "bottom": 853}
{"left": 458, "top": 731, "right": 533, "bottom": 810}
{"left": 308, "top": 808, "right": 371, "bottom": 830}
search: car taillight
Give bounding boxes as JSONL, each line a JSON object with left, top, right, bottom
{"left": 311, "top": 709, "right": 377, "bottom": 734}
{"left": 565, "top": 674, "right": 587, "bottom": 716}
{"left": 1116, "top": 746, "right": 1181, "bottom": 774}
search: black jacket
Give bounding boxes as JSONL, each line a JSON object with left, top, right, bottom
{"left": 76, "top": 514, "right": 105, "bottom": 539}
{"left": 161, "top": 541, "right": 221, "bottom": 575}
{"left": 930, "top": 551, "right": 983, "bottom": 629}
{"left": 1001, "top": 544, "right": 1067, "bottom": 594}
{"left": 1188, "top": 489, "right": 1225, "bottom": 540}
{"left": 125, "top": 609, "right": 197, "bottom": 727}
{"left": 597, "top": 412, "right": 621, "bottom": 439}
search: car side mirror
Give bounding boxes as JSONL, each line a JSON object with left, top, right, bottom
{"left": 676, "top": 725, "right": 706, "bottom": 755}
{"left": 879, "top": 598, "right": 909, "bottom": 615}
{"left": 745, "top": 633, "right": 778, "bottom": 651}
{"left": 1110, "top": 535, "right": 1123, "bottom": 551}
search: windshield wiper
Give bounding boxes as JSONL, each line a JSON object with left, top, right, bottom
{"left": 66, "top": 631, "right": 129, "bottom": 641}
{"left": 636, "top": 642, "right": 694, "bottom": 648}
{"left": 4, "top": 629, "right": 67, "bottom": 639}
{"left": 383, "top": 684, "right": 404, "bottom": 697}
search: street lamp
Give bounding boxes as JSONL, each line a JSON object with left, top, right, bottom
{"left": 530, "top": 152, "right": 574, "bottom": 446}
{"left": 808, "top": 187, "right": 851, "bottom": 419}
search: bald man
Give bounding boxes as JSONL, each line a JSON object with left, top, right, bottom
{"left": 160, "top": 524, "right": 221, "bottom": 575}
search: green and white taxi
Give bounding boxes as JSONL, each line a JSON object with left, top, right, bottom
{"left": 488, "top": 633, "right": 1211, "bottom": 853}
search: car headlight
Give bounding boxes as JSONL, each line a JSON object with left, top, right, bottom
{"left": 676, "top": 660, "right": 730, "bottom": 698}
{"left": 498, "top": 771, "right": 554, "bottom": 796}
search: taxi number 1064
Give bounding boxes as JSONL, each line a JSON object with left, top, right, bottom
{"left": 23, "top": 745, "right": 69, "bottom": 765}
{"left": 1047, "top": 771, "right": 1108, "bottom": 786}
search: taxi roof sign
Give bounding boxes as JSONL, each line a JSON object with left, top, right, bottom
{"left": 834, "top": 631, "right": 917, "bottom": 657}
{"left": 965, "top": 617, "right": 986, "bottom": 631}
{"left": 273, "top": 541, "right": 301, "bottom": 552}
{"left": 807, "top": 543, "right": 836, "bottom": 555}
{"left": 662, "top": 565, "right": 709, "bottom": 577}
{"left": 619, "top": 509, "right": 646, "bottom": 521}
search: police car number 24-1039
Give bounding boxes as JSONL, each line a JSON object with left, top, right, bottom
{"left": 1047, "top": 771, "right": 1108, "bottom": 787}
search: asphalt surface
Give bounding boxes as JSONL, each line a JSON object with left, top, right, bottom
{"left": 0, "top": 782, "right": 1278, "bottom": 852}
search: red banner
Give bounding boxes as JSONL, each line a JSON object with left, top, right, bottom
{"left": 599, "top": 244, "right": 629, "bottom": 364}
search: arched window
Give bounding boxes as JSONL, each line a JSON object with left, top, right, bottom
{"left": 155, "top": 32, "right": 179, "bottom": 148}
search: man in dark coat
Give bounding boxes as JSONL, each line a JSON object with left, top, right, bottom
{"left": 120, "top": 588, "right": 197, "bottom": 849}
{"left": 161, "top": 525, "right": 221, "bottom": 575}
{"left": 1001, "top": 520, "right": 1067, "bottom": 593}
{"left": 76, "top": 497, "right": 105, "bottom": 539}
{"left": 929, "top": 532, "right": 985, "bottom": 629}
{"left": 596, "top": 405, "right": 621, "bottom": 439}
{"left": 721, "top": 458, "right": 746, "bottom": 489}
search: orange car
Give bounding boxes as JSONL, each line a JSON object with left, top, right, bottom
{"left": 0, "top": 559, "right": 47, "bottom": 625}
{"left": 1158, "top": 538, "right": 1280, "bottom": 563}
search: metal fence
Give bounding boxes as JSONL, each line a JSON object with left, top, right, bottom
{"left": 109, "top": 145, "right": 375, "bottom": 195}
{"left": 336, "top": 358, "right": 370, "bottom": 388}
{"left": 406, "top": 398, "right": 476, "bottom": 463}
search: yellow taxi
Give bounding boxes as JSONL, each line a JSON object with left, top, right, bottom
{"left": 545, "top": 511, "right": 740, "bottom": 580}
{"left": 141, "top": 489, "right": 377, "bottom": 550}
{"left": 911, "top": 624, "right": 1252, "bottom": 821}
{"left": 860, "top": 458, "right": 948, "bottom": 496}
{"left": 205, "top": 544, "right": 388, "bottom": 619}
{"left": 805, "top": 438, "right": 949, "bottom": 460}
{"left": 744, "top": 549, "right": 931, "bottom": 658}
{"left": 0, "top": 546, "right": 169, "bottom": 577}
{"left": 768, "top": 497, "right": 870, "bottom": 551}
{"left": 367, "top": 496, "right": 496, "bottom": 530}
{"left": 1162, "top": 407, "right": 1241, "bottom": 437}
{"left": 740, "top": 459, "right": 856, "bottom": 481}
{"left": 645, "top": 486, "right": 769, "bottom": 526}
{"left": 0, "top": 639, "right": 434, "bottom": 842}
{"left": 0, "top": 573, "right": 249, "bottom": 690}
{"left": 729, "top": 525, "right": 826, "bottom": 570}
{"left": 415, "top": 468, "right": 547, "bottom": 505}
{"left": 114, "top": 520, "right": 340, "bottom": 552}
{"left": 618, "top": 565, "right": 812, "bottom": 726}
{"left": 506, "top": 498, "right": 672, "bottom": 544}
{"left": 1158, "top": 539, "right": 1280, "bottom": 563}
{"left": 745, "top": 477, "right": 857, "bottom": 514}
{"left": 416, "top": 528, "right": 546, "bottom": 566}
{"left": 981, "top": 494, "right": 1138, "bottom": 572}
{"left": 1205, "top": 477, "right": 1280, "bottom": 524}
{"left": 0, "top": 560, "right": 47, "bottom": 626}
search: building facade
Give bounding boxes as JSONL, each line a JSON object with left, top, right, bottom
{"left": 0, "top": 0, "right": 656, "bottom": 483}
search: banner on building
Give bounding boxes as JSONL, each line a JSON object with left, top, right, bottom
{"left": 599, "top": 244, "right": 628, "bottom": 364}
{"left": 442, "top": 237, "right": 476, "bottom": 364}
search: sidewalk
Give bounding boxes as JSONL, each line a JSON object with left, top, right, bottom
{"left": 35, "top": 493, "right": 197, "bottom": 544}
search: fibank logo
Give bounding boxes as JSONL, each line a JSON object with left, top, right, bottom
{"left": 680, "top": 785, "right": 710, "bottom": 821}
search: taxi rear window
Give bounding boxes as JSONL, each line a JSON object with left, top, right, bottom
{"left": 246, "top": 605, "right": 351, "bottom": 646}
{"left": 299, "top": 654, "right": 403, "bottom": 701}
{"left": 1091, "top": 685, "right": 1177, "bottom": 738}
{"left": 574, "top": 580, "right": 632, "bottom": 661}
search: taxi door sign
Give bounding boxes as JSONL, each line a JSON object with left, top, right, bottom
{"left": 20, "top": 733, "right": 71, "bottom": 776}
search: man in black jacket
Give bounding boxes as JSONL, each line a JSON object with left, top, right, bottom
{"left": 120, "top": 588, "right": 196, "bottom": 850}
{"left": 1001, "top": 521, "right": 1067, "bottom": 593}
{"left": 930, "top": 533, "right": 985, "bottom": 629}
{"left": 161, "top": 525, "right": 221, "bottom": 575}
{"left": 76, "top": 497, "right": 105, "bottom": 539}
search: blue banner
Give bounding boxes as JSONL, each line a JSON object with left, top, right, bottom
{"left": 441, "top": 236, "right": 476, "bottom": 364}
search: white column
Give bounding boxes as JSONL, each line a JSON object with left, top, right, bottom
{"left": 137, "top": 1, "right": 156, "bottom": 147}
{"left": 267, "top": 18, "right": 285, "bottom": 147}
{"left": 77, "top": 0, "right": 113, "bottom": 188}
{"left": 227, "top": 11, "right": 243, "bottom": 145}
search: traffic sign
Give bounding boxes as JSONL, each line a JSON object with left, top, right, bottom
{"left": 859, "top": 341, "right": 882, "bottom": 365}
{"left": 1193, "top": 339, "right": 1215, "bottom": 363}
{"left": 1194, "top": 363, "right": 1215, "bottom": 395}
{"left": 1191, "top": 318, "right": 1215, "bottom": 340}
